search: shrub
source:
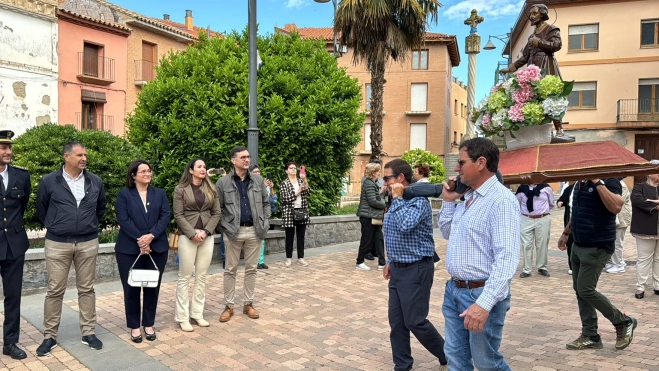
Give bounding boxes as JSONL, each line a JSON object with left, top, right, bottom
{"left": 12, "top": 124, "right": 141, "bottom": 230}
{"left": 401, "top": 149, "right": 446, "bottom": 184}
{"left": 126, "top": 30, "right": 364, "bottom": 216}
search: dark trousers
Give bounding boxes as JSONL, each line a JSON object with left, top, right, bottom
{"left": 116, "top": 250, "right": 168, "bottom": 329}
{"left": 1, "top": 249, "right": 24, "bottom": 344}
{"left": 566, "top": 234, "right": 574, "bottom": 270}
{"left": 357, "top": 217, "right": 385, "bottom": 266}
{"left": 285, "top": 222, "right": 307, "bottom": 259}
{"left": 571, "top": 243, "right": 629, "bottom": 336}
{"left": 389, "top": 257, "right": 446, "bottom": 370}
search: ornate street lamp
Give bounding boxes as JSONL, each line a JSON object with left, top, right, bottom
{"left": 314, "top": 0, "right": 340, "bottom": 56}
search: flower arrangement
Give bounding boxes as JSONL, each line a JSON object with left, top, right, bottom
{"left": 470, "top": 65, "right": 574, "bottom": 137}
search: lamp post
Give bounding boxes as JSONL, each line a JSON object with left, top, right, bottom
{"left": 247, "top": 0, "right": 259, "bottom": 164}
{"left": 463, "top": 9, "right": 484, "bottom": 140}
{"left": 314, "top": 0, "right": 339, "bottom": 56}
{"left": 483, "top": 28, "right": 513, "bottom": 85}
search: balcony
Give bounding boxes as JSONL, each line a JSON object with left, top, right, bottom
{"left": 617, "top": 99, "right": 659, "bottom": 128}
{"left": 74, "top": 112, "right": 114, "bottom": 133}
{"left": 77, "top": 52, "right": 115, "bottom": 86}
{"left": 134, "top": 59, "right": 157, "bottom": 86}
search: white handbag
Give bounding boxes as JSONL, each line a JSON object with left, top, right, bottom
{"left": 127, "top": 254, "right": 160, "bottom": 288}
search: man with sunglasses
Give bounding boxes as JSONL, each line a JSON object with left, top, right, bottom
{"left": 381, "top": 159, "right": 447, "bottom": 371}
{"left": 438, "top": 138, "right": 519, "bottom": 370}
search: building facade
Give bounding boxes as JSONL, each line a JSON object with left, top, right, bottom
{"left": 451, "top": 77, "right": 468, "bottom": 151}
{"left": 506, "top": 0, "right": 659, "bottom": 185}
{"left": 0, "top": 0, "right": 58, "bottom": 134}
{"left": 276, "top": 24, "right": 463, "bottom": 194}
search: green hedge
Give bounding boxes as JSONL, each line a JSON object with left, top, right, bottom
{"left": 401, "top": 149, "right": 446, "bottom": 183}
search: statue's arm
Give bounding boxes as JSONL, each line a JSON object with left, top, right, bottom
{"left": 537, "top": 29, "right": 562, "bottom": 53}
{"left": 511, "top": 44, "right": 530, "bottom": 70}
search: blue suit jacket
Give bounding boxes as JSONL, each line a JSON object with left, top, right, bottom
{"left": 115, "top": 186, "right": 171, "bottom": 254}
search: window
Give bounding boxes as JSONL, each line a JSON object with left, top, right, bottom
{"left": 412, "top": 50, "right": 428, "bottom": 70}
{"left": 460, "top": 133, "right": 464, "bottom": 142}
{"left": 641, "top": 19, "right": 659, "bottom": 47}
{"left": 454, "top": 100, "right": 458, "bottom": 115}
{"left": 568, "top": 24, "right": 599, "bottom": 51}
{"left": 411, "top": 83, "right": 428, "bottom": 111}
{"left": 453, "top": 131, "right": 457, "bottom": 143}
{"left": 639, "top": 79, "right": 659, "bottom": 114}
{"left": 568, "top": 82, "right": 597, "bottom": 108}
{"left": 461, "top": 103, "right": 465, "bottom": 118}
{"left": 141, "top": 41, "right": 157, "bottom": 81}
{"left": 364, "top": 124, "right": 372, "bottom": 151}
{"left": 410, "top": 124, "right": 427, "bottom": 150}
{"left": 365, "top": 84, "right": 372, "bottom": 110}
{"left": 83, "top": 42, "right": 101, "bottom": 77}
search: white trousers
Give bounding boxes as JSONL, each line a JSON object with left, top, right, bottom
{"left": 175, "top": 230, "right": 215, "bottom": 322}
{"left": 609, "top": 227, "right": 627, "bottom": 269}
{"left": 520, "top": 215, "right": 551, "bottom": 273}
{"left": 635, "top": 238, "right": 659, "bottom": 291}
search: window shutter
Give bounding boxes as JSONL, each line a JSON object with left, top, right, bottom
{"left": 639, "top": 79, "right": 659, "bottom": 86}
{"left": 364, "top": 124, "right": 371, "bottom": 152}
{"left": 410, "top": 124, "right": 427, "bottom": 150}
{"left": 411, "top": 83, "right": 428, "bottom": 111}
{"left": 568, "top": 24, "right": 598, "bottom": 35}
{"left": 572, "top": 82, "right": 597, "bottom": 91}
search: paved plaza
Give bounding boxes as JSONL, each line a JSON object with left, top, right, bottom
{"left": 1, "top": 212, "right": 658, "bottom": 370}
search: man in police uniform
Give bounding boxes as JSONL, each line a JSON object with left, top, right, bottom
{"left": 0, "top": 130, "right": 31, "bottom": 359}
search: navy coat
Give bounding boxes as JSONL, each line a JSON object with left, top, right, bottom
{"left": 115, "top": 186, "right": 171, "bottom": 255}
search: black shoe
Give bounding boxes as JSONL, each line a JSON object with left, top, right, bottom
{"left": 81, "top": 334, "right": 103, "bottom": 350}
{"left": 130, "top": 329, "right": 142, "bottom": 343}
{"left": 36, "top": 338, "right": 58, "bottom": 356}
{"left": 257, "top": 263, "right": 269, "bottom": 269}
{"left": 519, "top": 272, "right": 531, "bottom": 278}
{"left": 538, "top": 269, "right": 550, "bottom": 277}
{"left": 222, "top": 260, "right": 226, "bottom": 269}
{"left": 365, "top": 253, "right": 375, "bottom": 261}
{"left": 3, "top": 343, "right": 27, "bottom": 360}
{"left": 654, "top": 289, "right": 659, "bottom": 296}
{"left": 635, "top": 291, "right": 645, "bottom": 299}
{"left": 143, "top": 327, "right": 156, "bottom": 341}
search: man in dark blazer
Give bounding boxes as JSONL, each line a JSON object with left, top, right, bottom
{"left": 0, "top": 130, "right": 31, "bottom": 359}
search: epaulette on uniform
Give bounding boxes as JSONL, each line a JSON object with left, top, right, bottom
{"left": 11, "top": 165, "right": 28, "bottom": 171}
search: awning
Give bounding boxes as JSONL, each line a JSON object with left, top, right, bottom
{"left": 499, "top": 141, "right": 659, "bottom": 184}
{"left": 81, "top": 89, "right": 107, "bottom": 103}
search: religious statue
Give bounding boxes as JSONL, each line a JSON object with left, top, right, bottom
{"left": 500, "top": 4, "right": 575, "bottom": 143}
{"left": 464, "top": 9, "right": 484, "bottom": 35}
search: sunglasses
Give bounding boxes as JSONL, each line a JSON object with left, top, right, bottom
{"left": 383, "top": 173, "right": 400, "bottom": 181}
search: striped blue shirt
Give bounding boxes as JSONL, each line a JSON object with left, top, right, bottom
{"left": 438, "top": 175, "right": 520, "bottom": 311}
{"left": 384, "top": 197, "right": 435, "bottom": 264}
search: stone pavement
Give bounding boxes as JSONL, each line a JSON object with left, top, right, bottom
{"left": 4, "top": 211, "right": 659, "bottom": 370}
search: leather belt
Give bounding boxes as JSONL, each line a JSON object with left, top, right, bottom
{"left": 392, "top": 256, "right": 432, "bottom": 268}
{"left": 240, "top": 222, "right": 254, "bottom": 227}
{"left": 452, "top": 279, "right": 486, "bottom": 289}
{"left": 522, "top": 213, "right": 550, "bottom": 219}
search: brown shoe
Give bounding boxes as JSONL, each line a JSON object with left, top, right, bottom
{"left": 243, "top": 303, "right": 260, "bottom": 319}
{"left": 219, "top": 306, "right": 234, "bottom": 322}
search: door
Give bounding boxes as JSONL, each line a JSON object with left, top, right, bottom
{"left": 142, "top": 42, "right": 156, "bottom": 81}
{"left": 638, "top": 80, "right": 659, "bottom": 121}
{"left": 83, "top": 43, "right": 99, "bottom": 77}
{"left": 81, "top": 103, "right": 96, "bottom": 130}
{"left": 634, "top": 134, "right": 659, "bottom": 184}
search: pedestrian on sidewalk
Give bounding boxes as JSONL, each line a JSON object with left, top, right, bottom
{"left": 216, "top": 146, "right": 271, "bottom": 323}
{"left": 381, "top": 159, "right": 447, "bottom": 371}
{"left": 249, "top": 164, "right": 278, "bottom": 269}
{"left": 0, "top": 130, "right": 31, "bottom": 360}
{"left": 516, "top": 183, "right": 554, "bottom": 278}
{"left": 173, "top": 158, "right": 221, "bottom": 332}
{"left": 558, "top": 178, "right": 637, "bottom": 350}
{"left": 605, "top": 178, "right": 631, "bottom": 274}
{"left": 355, "top": 163, "right": 386, "bottom": 271}
{"left": 115, "top": 160, "right": 171, "bottom": 343}
{"left": 36, "top": 142, "right": 107, "bottom": 355}
{"left": 438, "top": 138, "right": 519, "bottom": 370}
{"left": 280, "top": 161, "right": 310, "bottom": 267}
{"left": 630, "top": 173, "right": 659, "bottom": 299}
{"left": 557, "top": 182, "right": 575, "bottom": 274}
{"left": 365, "top": 158, "right": 385, "bottom": 261}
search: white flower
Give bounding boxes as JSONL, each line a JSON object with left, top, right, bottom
{"left": 542, "top": 96, "right": 569, "bottom": 117}
{"left": 478, "top": 96, "right": 489, "bottom": 109}
{"left": 475, "top": 114, "right": 483, "bottom": 127}
{"left": 491, "top": 109, "right": 508, "bottom": 127}
{"left": 503, "top": 78, "right": 515, "bottom": 94}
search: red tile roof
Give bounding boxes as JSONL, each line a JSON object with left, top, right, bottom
{"left": 57, "top": 9, "right": 132, "bottom": 33}
{"left": 157, "top": 19, "right": 222, "bottom": 38}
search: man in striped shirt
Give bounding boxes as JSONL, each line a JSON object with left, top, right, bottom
{"left": 438, "top": 138, "right": 520, "bottom": 370}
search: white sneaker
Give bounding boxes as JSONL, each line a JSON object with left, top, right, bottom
{"left": 606, "top": 266, "right": 626, "bottom": 274}
{"left": 284, "top": 258, "right": 291, "bottom": 267}
{"left": 356, "top": 263, "right": 371, "bottom": 271}
{"left": 378, "top": 265, "right": 385, "bottom": 271}
{"left": 604, "top": 263, "right": 613, "bottom": 271}
{"left": 297, "top": 258, "right": 309, "bottom": 267}
{"left": 568, "top": 269, "right": 572, "bottom": 275}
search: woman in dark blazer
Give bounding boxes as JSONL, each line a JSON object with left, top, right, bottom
{"left": 355, "top": 163, "right": 386, "bottom": 270}
{"left": 115, "top": 160, "right": 171, "bottom": 343}
{"left": 630, "top": 173, "right": 659, "bottom": 299}
{"left": 280, "top": 162, "right": 311, "bottom": 268}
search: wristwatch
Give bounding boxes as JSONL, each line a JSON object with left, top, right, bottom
{"left": 594, "top": 180, "right": 605, "bottom": 187}
{"left": 392, "top": 196, "right": 403, "bottom": 201}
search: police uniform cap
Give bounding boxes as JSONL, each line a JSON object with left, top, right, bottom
{"left": 0, "top": 130, "right": 14, "bottom": 145}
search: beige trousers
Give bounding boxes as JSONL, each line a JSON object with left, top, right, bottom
{"left": 175, "top": 230, "right": 214, "bottom": 322}
{"left": 224, "top": 226, "right": 261, "bottom": 307}
{"left": 610, "top": 227, "right": 628, "bottom": 268}
{"left": 520, "top": 215, "right": 551, "bottom": 273}
{"left": 43, "top": 238, "right": 98, "bottom": 338}
{"left": 635, "top": 238, "right": 659, "bottom": 291}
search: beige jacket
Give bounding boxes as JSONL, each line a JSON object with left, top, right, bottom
{"left": 618, "top": 181, "right": 632, "bottom": 228}
{"left": 173, "top": 184, "right": 221, "bottom": 239}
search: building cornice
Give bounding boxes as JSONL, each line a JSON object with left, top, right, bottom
{"left": 0, "top": 0, "right": 57, "bottom": 21}
{"left": 57, "top": 9, "right": 132, "bottom": 37}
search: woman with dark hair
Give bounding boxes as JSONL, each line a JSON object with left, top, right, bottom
{"left": 631, "top": 173, "right": 659, "bottom": 299}
{"left": 413, "top": 163, "right": 431, "bottom": 183}
{"left": 115, "top": 160, "right": 171, "bottom": 342}
{"left": 280, "top": 161, "right": 311, "bottom": 267}
{"left": 173, "top": 158, "right": 221, "bottom": 331}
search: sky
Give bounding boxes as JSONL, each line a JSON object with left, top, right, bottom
{"left": 110, "top": 0, "right": 525, "bottom": 103}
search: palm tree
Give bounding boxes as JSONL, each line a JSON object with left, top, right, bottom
{"left": 335, "top": 0, "right": 441, "bottom": 161}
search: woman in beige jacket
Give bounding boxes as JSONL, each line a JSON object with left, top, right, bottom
{"left": 173, "top": 158, "right": 221, "bottom": 332}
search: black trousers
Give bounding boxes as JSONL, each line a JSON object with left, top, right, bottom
{"left": 116, "top": 250, "right": 168, "bottom": 329}
{"left": 389, "top": 257, "right": 446, "bottom": 371}
{"left": 357, "top": 217, "right": 385, "bottom": 266}
{"left": 567, "top": 234, "right": 574, "bottom": 270}
{"left": 1, "top": 249, "right": 24, "bottom": 344}
{"left": 285, "top": 222, "right": 307, "bottom": 259}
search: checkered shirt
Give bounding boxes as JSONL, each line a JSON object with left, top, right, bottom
{"left": 384, "top": 197, "right": 435, "bottom": 264}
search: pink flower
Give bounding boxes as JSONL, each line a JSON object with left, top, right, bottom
{"left": 490, "top": 83, "right": 504, "bottom": 94}
{"left": 513, "top": 85, "right": 535, "bottom": 104}
{"left": 482, "top": 113, "right": 492, "bottom": 127}
{"left": 516, "top": 65, "right": 542, "bottom": 84}
{"left": 509, "top": 104, "right": 525, "bottom": 122}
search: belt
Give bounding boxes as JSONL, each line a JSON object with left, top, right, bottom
{"left": 452, "top": 279, "right": 486, "bottom": 289}
{"left": 240, "top": 222, "right": 253, "bottom": 227}
{"left": 392, "top": 256, "right": 432, "bottom": 268}
{"left": 522, "top": 213, "right": 549, "bottom": 219}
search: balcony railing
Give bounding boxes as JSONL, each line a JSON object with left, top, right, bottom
{"left": 75, "top": 112, "right": 114, "bottom": 133}
{"left": 617, "top": 99, "right": 659, "bottom": 123}
{"left": 494, "top": 61, "right": 509, "bottom": 86}
{"left": 77, "top": 52, "right": 115, "bottom": 85}
{"left": 134, "top": 59, "right": 157, "bottom": 86}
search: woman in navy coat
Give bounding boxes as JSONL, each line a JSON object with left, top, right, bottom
{"left": 115, "top": 160, "right": 171, "bottom": 343}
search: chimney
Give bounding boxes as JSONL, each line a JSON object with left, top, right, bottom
{"left": 185, "top": 10, "right": 193, "bottom": 30}
{"left": 284, "top": 23, "right": 297, "bottom": 31}
{"left": 163, "top": 14, "right": 170, "bottom": 21}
